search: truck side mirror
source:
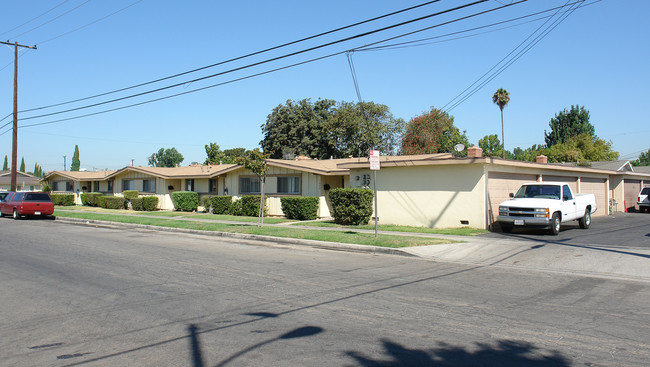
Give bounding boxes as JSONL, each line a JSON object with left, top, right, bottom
{"left": 509, "top": 193, "right": 514, "bottom": 198}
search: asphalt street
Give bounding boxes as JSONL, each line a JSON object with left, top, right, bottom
{"left": 1, "top": 220, "right": 649, "bottom": 366}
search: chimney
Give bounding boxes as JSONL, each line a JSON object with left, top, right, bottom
{"left": 536, "top": 155, "right": 548, "bottom": 164}
{"left": 467, "top": 145, "right": 482, "bottom": 158}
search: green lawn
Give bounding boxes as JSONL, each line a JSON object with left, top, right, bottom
{"left": 53, "top": 209, "right": 463, "bottom": 248}
{"left": 292, "top": 220, "right": 487, "bottom": 236}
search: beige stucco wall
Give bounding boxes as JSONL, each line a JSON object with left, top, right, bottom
{"left": 350, "top": 164, "right": 486, "bottom": 228}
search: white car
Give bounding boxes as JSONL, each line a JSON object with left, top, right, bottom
{"left": 637, "top": 187, "right": 650, "bottom": 213}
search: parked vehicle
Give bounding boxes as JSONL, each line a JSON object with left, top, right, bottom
{"left": 637, "top": 187, "right": 650, "bottom": 213}
{"left": 497, "top": 182, "right": 597, "bottom": 235}
{"left": 0, "top": 192, "right": 55, "bottom": 219}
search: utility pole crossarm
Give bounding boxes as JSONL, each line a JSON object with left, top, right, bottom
{"left": 0, "top": 41, "right": 37, "bottom": 49}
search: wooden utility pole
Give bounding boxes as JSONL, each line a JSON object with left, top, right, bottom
{"left": 1, "top": 41, "right": 37, "bottom": 191}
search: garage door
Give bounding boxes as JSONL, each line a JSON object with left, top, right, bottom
{"left": 624, "top": 179, "right": 641, "bottom": 212}
{"left": 487, "top": 172, "right": 538, "bottom": 227}
{"left": 542, "top": 175, "right": 578, "bottom": 193}
{"left": 579, "top": 177, "right": 608, "bottom": 216}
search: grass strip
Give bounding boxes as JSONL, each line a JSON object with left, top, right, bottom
{"left": 292, "top": 220, "right": 487, "bottom": 236}
{"left": 54, "top": 210, "right": 461, "bottom": 248}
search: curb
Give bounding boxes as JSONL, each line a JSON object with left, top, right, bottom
{"left": 54, "top": 217, "right": 417, "bottom": 258}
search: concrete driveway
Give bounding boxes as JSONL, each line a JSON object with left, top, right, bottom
{"left": 484, "top": 212, "right": 650, "bottom": 248}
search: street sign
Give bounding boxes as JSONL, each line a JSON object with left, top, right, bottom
{"left": 369, "top": 150, "right": 380, "bottom": 170}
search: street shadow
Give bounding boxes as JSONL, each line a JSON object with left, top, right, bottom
{"left": 347, "top": 338, "right": 570, "bottom": 367}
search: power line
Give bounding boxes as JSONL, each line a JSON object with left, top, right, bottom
{"left": 442, "top": 0, "right": 584, "bottom": 112}
{"left": 356, "top": 0, "right": 598, "bottom": 52}
{"left": 7, "top": 0, "right": 93, "bottom": 40}
{"left": 17, "top": 0, "right": 446, "bottom": 115}
{"left": 0, "top": 0, "right": 533, "bottom": 136}
{"left": 37, "top": 0, "right": 144, "bottom": 45}
{"left": 17, "top": 0, "right": 489, "bottom": 122}
{"left": 0, "top": 0, "right": 71, "bottom": 37}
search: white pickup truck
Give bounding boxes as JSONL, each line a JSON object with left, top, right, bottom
{"left": 497, "top": 182, "right": 597, "bottom": 235}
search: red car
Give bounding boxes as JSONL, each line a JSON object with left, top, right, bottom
{"left": 0, "top": 192, "right": 55, "bottom": 219}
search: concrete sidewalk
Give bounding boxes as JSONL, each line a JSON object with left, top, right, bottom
{"left": 53, "top": 214, "right": 650, "bottom": 282}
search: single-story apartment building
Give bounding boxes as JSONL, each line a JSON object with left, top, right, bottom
{"left": 44, "top": 150, "right": 650, "bottom": 230}
{"left": 339, "top": 147, "right": 650, "bottom": 230}
{"left": 0, "top": 170, "right": 43, "bottom": 192}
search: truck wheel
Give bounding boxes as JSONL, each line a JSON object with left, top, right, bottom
{"left": 549, "top": 213, "right": 561, "bottom": 235}
{"left": 13, "top": 209, "right": 20, "bottom": 220}
{"left": 578, "top": 210, "right": 591, "bottom": 229}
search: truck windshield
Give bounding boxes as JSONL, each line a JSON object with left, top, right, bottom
{"left": 514, "top": 185, "right": 561, "bottom": 200}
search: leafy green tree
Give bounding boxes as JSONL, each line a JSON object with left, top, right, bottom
{"left": 261, "top": 98, "right": 337, "bottom": 159}
{"left": 235, "top": 149, "right": 270, "bottom": 227}
{"left": 492, "top": 88, "right": 510, "bottom": 158}
{"left": 261, "top": 99, "right": 403, "bottom": 159}
{"left": 400, "top": 107, "right": 469, "bottom": 156}
{"left": 71, "top": 145, "right": 80, "bottom": 171}
{"left": 325, "top": 101, "right": 404, "bottom": 158}
{"left": 148, "top": 147, "right": 184, "bottom": 167}
{"left": 2, "top": 155, "right": 7, "bottom": 170}
{"left": 478, "top": 134, "right": 502, "bottom": 158}
{"left": 541, "top": 133, "right": 618, "bottom": 163}
{"left": 544, "top": 105, "right": 595, "bottom": 147}
{"left": 19, "top": 157, "right": 25, "bottom": 172}
{"left": 632, "top": 149, "right": 650, "bottom": 166}
{"left": 205, "top": 143, "right": 249, "bottom": 164}
{"left": 512, "top": 144, "right": 544, "bottom": 162}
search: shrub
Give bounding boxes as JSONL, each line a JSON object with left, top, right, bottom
{"left": 281, "top": 196, "right": 319, "bottom": 220}
{"left": 84, "top": 192, "right": 104, "bottom": 207}
{"left": 104, "top": 196, "right": 126, "bottom": 209}
{"left": 229, "top": 195, "right": 266, "bottom": 217}
{"left": 123, "top": 190, "right": 139, "bottom": 201}
{"left": 51, "top": 193, "right": 75, "bottom": 206}
{"left": 130, "top": 197, "right": 144, "bottom": 211}
{"left": 172, "top": 191, "right": 199, "bottom": 212}
{"left": 202, "top": 196, "right": 212, "bottom": 211}
{"left": 329, "top": 188, "right": 374, "bottom": 225}
{"left": 80, "top": 193, "right": 87, "bottom": 206}
{"left": 142, "top": 196, "right": 159, "bottom": 211}
{"left": 209, "top": 196, "right": 233, "bottom": 214}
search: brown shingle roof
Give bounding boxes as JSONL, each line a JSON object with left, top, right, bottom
{"left": 104, "top": 164, "right": 240, "bottom": 179}
{"left": 45, "top": 170, "right": 117, "bottom": 181}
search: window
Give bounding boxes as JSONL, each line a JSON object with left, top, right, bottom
{"left": 122, "top": 179, "right": 135, "bottom": 191}
{"left": 185, "top": 179, "right": 195, "bottom": 192}
{"left": 562, "top": 185, "right": 573, "bottom": 201}
{"left": 240, "top": 177, "right": 260, "bottom": 194}
{"left": 277, "top": 176, "right": 300, "bottom": 194}
{"left": 209, "top": 179, "right": 217, "bottom": 193}
{"left": 93, "top": 181, "right": 99, "bottom": 192}
{"left": 66, "top": 181, "right": 74, "bottom": 192}
{"left": 143, "top": 179, "right": 155, "bottom": 193}
{"left": 107, "top": 180, "right": 113, "bottom": 192}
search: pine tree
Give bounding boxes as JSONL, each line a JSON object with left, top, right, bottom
{"left": 19, "top": 157, "right": 25, "bottom": 172}
{"left": 2, "top": 155, "right": 7, "bottom": 171}
{"left": 71, "top": 145, "right": 81, "bottom": 171}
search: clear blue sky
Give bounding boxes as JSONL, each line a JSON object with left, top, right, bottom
{"left": 1, "top": 0, "right": 648, "bottom": 173}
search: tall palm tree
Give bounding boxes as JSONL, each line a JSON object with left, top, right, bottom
{"left": 492, "top": 88, "right": 510, "bottom": 159}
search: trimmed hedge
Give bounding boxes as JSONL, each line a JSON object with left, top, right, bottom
{"left": 208, "top": 196, "right": 233, "bottom": 214}
{"left": 130, "top": 197, "right": 144, "bottom": 211}
{"left": 84, "top": 192, "right": 104, "bottom": 207}
{"left": 172, "top": 191, "right": 199, "bottom": 212}
{"left": 123, "top": 190, "right": 139, "bottom": 201}
{"left": 142, "top": 196, "right": 159, "bottom": 211}
{"left": 229, "top": 195, "right": 266, "bottom": 217}
{"left": 104, "top": 196, "right": 126, "bottom": 209}
{"left": 281, "top": 196, "right": 319, "bottom": 220}
{"left": 80, "top": 193, "right": 87, "bottom": 206}
{"left": 52, "top": 193, "right": 75, "bottom": 206}
{"left": 328, "top": 188, "right": 374, "bottom": 225}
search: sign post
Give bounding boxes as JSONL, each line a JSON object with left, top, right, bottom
{"left": 369, "top": 150, "right": 380, "bottom": 238}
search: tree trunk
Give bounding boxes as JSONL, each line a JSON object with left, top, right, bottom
{"left": 500, "top": 109, "right": 505, "bottom": 159}
{"left": 258, "top": 177, "right": 265, "bottom": 227}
